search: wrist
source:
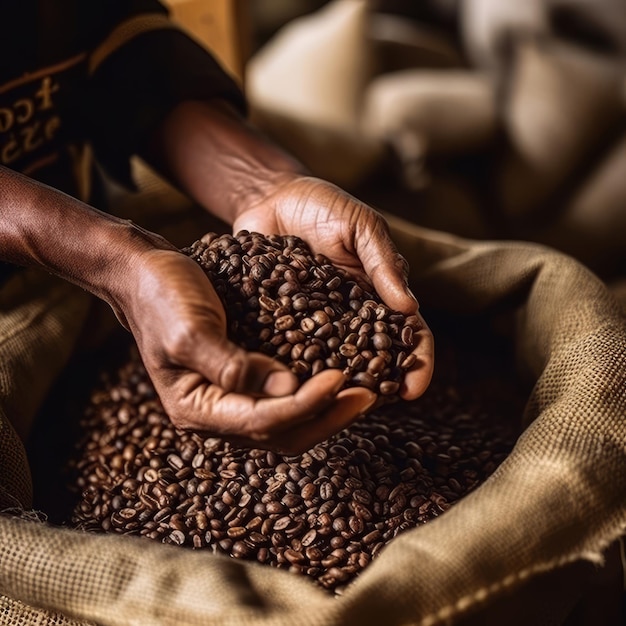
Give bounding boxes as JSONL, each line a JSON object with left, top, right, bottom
{"left": 144, "top": 99, "right": 309, "bottom": 225}
{"left": 0, "top": 166, "right": 176, "bottom": 324}
{"left": 90, "top": 220, "right": 177, "bottom": 326}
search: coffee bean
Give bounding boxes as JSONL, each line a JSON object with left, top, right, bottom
{"left": 282, "top": 493, "right": 303, "bottom": 509}
{"left": 169, "top": 530, "right": 186, "bottom": 545}
{"left": 275, "top": 315, "right": 295, "bottom": 331}
{"left": 372, "top": 333, "right": 392, "bottom": 351}
{"left": 292, "top": 360, "right": 311, "bottom": 376}
{"left": 319, "top": 482, "right": 334, "bottom": 501}
{"left": 351, "top": 372, "right": 376, "bottom": 390}
{"left": 303, "top": 345, "right": 323, "bottom": 363}
{"left": 232, "top": 541, "right": 251, "bottom": 558}
{"left": 290, "top": 296, "right": 306, "bottom": 312}
{"left": 379, "top": 381, "right": 400, "bottom": 396}
{"left": 301, "top": 483, "right": 316, "bottom": 501}
{"left": 339, "top": 344, "right": 358, "bottom": 358}
{"left": 300, "top": 318, "right": 316, "bottom": 333}
{"left": 227, "top": 526, "right": 246, "bottom": 539}
{"left": 259, "top": 295, "right": 279, "bottom": 311}
{"left": 366, "top": 356, "right": 386, "bottom": 375}
{"left": 400, "top": 354, "right": 417, "bottom": 370}
{"left": 274, "top": 516, "right": 293, "bottom": 531}
{"left": 401, "top": 326, "right": 414, "bottom": 347}
{"left": 285, "top": 548, "right": 305, "bottom": 564}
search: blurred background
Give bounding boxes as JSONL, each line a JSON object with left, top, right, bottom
{"left": 164, "top": 0, "right": 626, "bottom": 299}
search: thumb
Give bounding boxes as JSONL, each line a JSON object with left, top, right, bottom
{"left": 370, "top": 251, "right": 419, "bottom": 315}
{"left": 219, "top": 349, "right": 300, "bottom": 397}
{"left": 184, "top": 331, "right": 299, "bottom": 398}
{"left": 356, "top": 228, "right": 418, "bottom": 315}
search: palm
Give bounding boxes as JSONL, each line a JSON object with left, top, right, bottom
{"left": 233, "top": 176, "right": 394, "bottom": 294}
{"left": 233, "top": 175, "right": 435, "bottom": 402}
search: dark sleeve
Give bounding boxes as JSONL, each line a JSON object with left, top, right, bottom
{"left": 83, "top": 6, "right": 246, "bottom": 186}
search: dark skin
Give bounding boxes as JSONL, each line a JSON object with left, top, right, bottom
{"left": 0, "top": 99, "right": 434, "bottom": 455}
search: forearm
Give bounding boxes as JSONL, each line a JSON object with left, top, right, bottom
{"left": 0, "top": 166, "right": 173, "bottom": 315}
{"left": 142, "top": 99, "right": 308, "bottom": 225}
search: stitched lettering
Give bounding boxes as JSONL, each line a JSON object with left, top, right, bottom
{"left": 0, "top": 108, "right": 14, "bottom": 133}
{"left": 1, "top": 133, "right": 20, "bottom": 164}
{"left": 14, "top": 98, "right": 34, "bottom": 124}
{"left": 35, "top": 76, "right": 60, "bottom": 111}
{"left": 0, "top": 76, "right": 64, "bottom": 167}
{"left": 21, "top": 121, "right": 43, "bottom": 152}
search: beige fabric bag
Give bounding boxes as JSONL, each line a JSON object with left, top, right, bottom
{"left": 1, "top": 212, "right": 625, "bottom": 625}
{"left": 245, "top": 0, "right": 384, "bottom": 187}
{"left": 497, "top": 37, "right": 624, "bottom": 220}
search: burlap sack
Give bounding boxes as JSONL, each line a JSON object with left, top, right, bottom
{"left": 1, "top": 212, "right": 625, "bottom": 625}
{"left": 531, "top": 132, "right": 626, "bottom": 278}
{"left": 0, "top": 270, "right": 92, "bottom": 512}
{"left": 496, "top": 37, "right": 624, "bottom": 221}
{"left": 361, "top": 70, "right": 497, "bottom": 189}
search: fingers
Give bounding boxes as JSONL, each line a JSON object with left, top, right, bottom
{"left": 234, "top": 369, "right": 350, "bottom": 437}
{"left": 353, "top": 212, "right": 419, "bottom": 316}
{"left": 220, "top": 387, "right": 377, "bottom": 456}
{"left": 400, "top": 313, "right": 435, "bottom": 401}
{"left": 128, "top": 252, "right": 298, "bottom": 399}
{"left": 160, "top": 368, "right": 377, "bottom": 455}
{"left": 212, "top": 350, "right": 299, "bottom": 397}
{"left": 271, "top": 387, "right": 378, "bottom": 455}
{"left": 350, "top": 213, "right": 434, "bottom": 400}
{"left": 161, "top": 308, "right": 299, "bottom": 399}
{"left": 165, "top": 368, "right": 346, "bottom": 434}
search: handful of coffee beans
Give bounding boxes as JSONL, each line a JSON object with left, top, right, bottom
{"left": 183, "top": 231, "right": 422, "bottom": 399}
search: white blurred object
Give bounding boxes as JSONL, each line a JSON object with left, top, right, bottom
{"left": 246, "top": 0, "right": 384, "bottom": 185}
{"left": 535, "top": 133, "right": 626, "bottom": 274}
{"left": 498, "top": 38, "right": 624, "bottom": 218}
{"left": 461, "top": 0, "right": 550, "bottom": 70}
{"left": 248, "top": 0, "right": 369, "bottom": 130}
{"left": 362, "top": 69, "right": 497, "bottom": 188}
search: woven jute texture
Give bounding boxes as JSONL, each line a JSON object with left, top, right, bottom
{"left": 0, "top": 269, "right": 91, "bottom": 512}
{"left": 1, "top": 214, "right": 625, "bottom": 625}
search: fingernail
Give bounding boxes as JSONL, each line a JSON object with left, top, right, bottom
{"left": 263, "top": 370, "right": 298, "bottom": 396}
{"left": 332, "top": 371, "right": 349, "bottom": 394}
{"left": 357, "top": 392, "right": 378, "bottom": 415}
{"left": 311, "top": 369, "right": 348, "bottom": 395}
{"left": 405, "top": 285, "right": 418, "bottom": 304}
{"left": 337, "top": 389, "right": 378, "bottom": 417}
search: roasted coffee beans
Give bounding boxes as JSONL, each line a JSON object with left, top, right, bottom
{"left": 65, "top": 230, "right": 518, "bottom": 594}
{"left": 69, "top": 344, "right": 516, "bottom": 594}
{"left": 183, "top": 231, "right": 423, "bottom": 399}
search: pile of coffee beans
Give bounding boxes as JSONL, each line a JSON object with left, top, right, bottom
{"left": 63, "top": 230, "right": 519, "bottom": 593}
{"left": 183, "top": 231, "right": 422, "bottom": 399}
{"left": 68, "top": 344, "right": 517, "bottom": 594}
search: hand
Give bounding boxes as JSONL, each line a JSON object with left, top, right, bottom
{"left": 0, "top": 160, "right": 380, "bottom": 454}
{"left": 141, "top": 100, "right": 433, "bottom": 429}
{"left": 232, "top": 174, "right": 435, "bottom": 401}
{"left": 120, "top": 248, "right": 377, "bottom": 454}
